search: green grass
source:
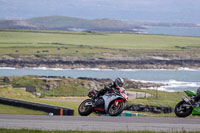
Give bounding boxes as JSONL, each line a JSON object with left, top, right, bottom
{"left": 0, "top": 82, "right": 197, "bottom": 117}
{"left": 1, "top": 76, "right": 91, "bottom": 115}
{"left": 7, "top": 76, "right": 90, "bottom": 97}
{"left": 0, "top": 29, "right": 200, "bottom": 49}
{"left": 12, "top": 76, "right": 44, "bottom": 88}
{"left": 0, "top": 86, "right": 199, "bottom": 117}
{"left": 127, "top": 89, "right": 185, "bottom": 107}
{"left": 0, "top": 86, "right": 37, "bottom": 101}
{"left": 124, "top": 89, "right": 187, "bottom": 117}
{"left": 0, "top": 104, "right": 47, "bottom": 115}
{"left": 45, "top": 84, "right": 89, "bottom": 97}
{"left": 0, "top": 29, "right": 200, "bottom": 56}
{"left": 0, "top": 129, "right": 199, "bottom": 133}
{"left": 0, "top": 85, "right": 182, "bottom": 116}
{"left": 0, "top": 86, "right": 81, "bottom": 115}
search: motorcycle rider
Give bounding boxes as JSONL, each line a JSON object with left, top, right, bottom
{"left": 97, "top": 77, "right": 124, "bottom": 98}
{"left": 194, "top": 87, "right": 200, "bottom": 103}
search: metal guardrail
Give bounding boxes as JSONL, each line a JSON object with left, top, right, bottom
{"left": 0, "top": 97, "right": 74, "bottom": 116}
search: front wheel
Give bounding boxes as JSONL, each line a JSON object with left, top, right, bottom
{"left": 78, "top": 99, "right": 93, "bottom": 116}
{"left": 108, "top": 101, "right": 125, "bottom": 116}
{"left": 175, "top": 101, "right": 193, "bottom": 117}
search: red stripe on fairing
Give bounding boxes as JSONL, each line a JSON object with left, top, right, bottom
{"left": 116, "top": 86, "right": 128, "bottom": 100}
{"left": 92, "top": 91, "right": 95, "bottom": 95}
{"left": 115, "top": 99, "right": 127, "bottom": 106}
{"left": 94, "top": 108, "right": 105, "bottom": 112}
{"left": 116, "top": 99, "right": 126, "bottom": 102}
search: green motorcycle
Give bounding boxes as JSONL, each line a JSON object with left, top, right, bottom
{"left": 175, "top": 90, "right": 200, "bottom": 117}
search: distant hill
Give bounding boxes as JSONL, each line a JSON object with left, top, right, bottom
{"left": 0, "top": 16, "right": 143, "bottom": 32}
{"left": 0, "top": 16, "right": 198, "bottom": 32}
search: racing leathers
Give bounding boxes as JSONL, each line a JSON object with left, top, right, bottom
{"left": 97, "top": 82, "right": 117, "bottom": 98}
{"left": 194, "top": 87, "right": 200, "bottom": 102}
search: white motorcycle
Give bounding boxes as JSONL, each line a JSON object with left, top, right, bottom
{"left": 78, "top": 87, "right": 128, "bottom": 116}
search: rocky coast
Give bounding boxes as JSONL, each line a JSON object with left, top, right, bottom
{"left": 0, "top": 55, "right": 200, "bottom": 69}
{"left": 0, "top": 76, "right": 164, "bottom": 92}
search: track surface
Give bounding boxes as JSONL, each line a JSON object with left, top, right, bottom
{"left": 0, "top": 114, "right": 200, "bottom": 132}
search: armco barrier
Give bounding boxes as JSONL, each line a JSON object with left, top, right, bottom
{"left": 0, "top": 97, "right": 74, "bottom": 116}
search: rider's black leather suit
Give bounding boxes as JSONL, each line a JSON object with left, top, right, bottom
{"left": 195, "top": 87, "right": 200, "bottom": 102}
{"left": 97, "top": 82, "right": 117, "bottom": 97}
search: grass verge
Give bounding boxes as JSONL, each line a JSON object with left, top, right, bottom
{"left": 0, "top": 86, "right": 82, "bottom": 115}
{"left": 0, "top": 104, "right": 47, "bottom": 115}
{"left": 127, "top": 89, "right": 185, "bottom": 107}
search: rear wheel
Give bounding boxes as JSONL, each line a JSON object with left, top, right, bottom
{"left": 175, "top": 101, "right": 193, "bottom": 117}
{"left": 108, "top": 101, "right": 125, "bottom": 116}
{"left": 78, "top": 99, "right": 93, "bottom": 116}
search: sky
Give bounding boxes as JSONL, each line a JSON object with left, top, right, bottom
{"left": 0, "top": 0, "right": 200, "bottom": 23}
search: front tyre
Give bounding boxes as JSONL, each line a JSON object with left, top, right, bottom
{"left": 108, "top": 101, "right": 125, "bottom": 116}
{"left": 175, "top": 101, "right": 193, "bottom": 117}
{"left": 78, "top": 99, "right": 93, "bottom": 116}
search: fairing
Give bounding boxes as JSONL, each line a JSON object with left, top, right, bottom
{"left": 184, "top": 90, "right": 197, "bottom": 96}
{"left": 192, "top": 107, "right": 200, "bottom": 115}
{"left": 102, "top": 93, "right": 123, "bottom": 113}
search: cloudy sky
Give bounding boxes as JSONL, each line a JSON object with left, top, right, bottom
{"left": 0, "top": 0, "right": 199, "bottom": 23}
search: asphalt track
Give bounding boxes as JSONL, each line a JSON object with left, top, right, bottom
{"left": 0, "top": 114, "right": 200, "bottom": 132}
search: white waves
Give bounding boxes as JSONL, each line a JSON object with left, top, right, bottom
{"left": 0, "top": 67, "right": 16, "bottom": 70}
{"left": 135, "top": 79, "right": 200, "bottom": 92}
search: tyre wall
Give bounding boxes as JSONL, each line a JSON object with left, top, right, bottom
{"left": 125, "top": 104, "right": 174, "bottom": 114}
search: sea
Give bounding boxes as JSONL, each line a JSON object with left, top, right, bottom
{"left": 0, "top": 67, "right": 200, "bottom": 92}
{"left": 142, "top": 26, "right": 200, "bottom": 37}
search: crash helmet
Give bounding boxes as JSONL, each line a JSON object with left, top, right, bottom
{"left": 197, "top": 87, "right": 200, "bottom": 95}
{"left": 115, "top": 77, "right": 124, "bottom": 87}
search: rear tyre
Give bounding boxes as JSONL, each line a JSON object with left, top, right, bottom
{"left": 108, "top": 101, "right": 125, "bottom": 116}
{"left": 78, "top": 99, "right": 93, "bottom": 116}
{"left": 175, "top": 101, "right": 193, "bottom": 117}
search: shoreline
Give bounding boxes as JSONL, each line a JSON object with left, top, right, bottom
{"left": 0, "top": 68, "right": 200, "bottom": 92}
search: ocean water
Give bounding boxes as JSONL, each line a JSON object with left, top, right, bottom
{"left": 1, "top": 67, "right": 200, "bottom": 92}
{"left": 144, "top": 26, "right": 200, "bottom": 37}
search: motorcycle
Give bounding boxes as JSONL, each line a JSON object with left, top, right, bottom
{"left": 175, "top": 90, "right": 200, "bottom": 117}
{"left": 78, "top": 86, "right": 128, "bottom": 116}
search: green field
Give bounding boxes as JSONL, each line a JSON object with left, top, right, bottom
{"left": 0, "top": 29, "right": 200, "bottom": 56}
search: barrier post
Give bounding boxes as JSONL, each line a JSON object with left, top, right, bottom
{"left": 60, "top": 108, "right": 63, "bottom": 116}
